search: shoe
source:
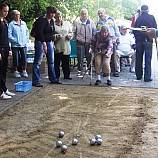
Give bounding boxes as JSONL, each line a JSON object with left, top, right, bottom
{"left": 85, "top": 70, "right": 90, "bottom": 75}
{"left": 77, "top": 71, "right": 82, "bottom": 76}
{"left": 64, "top": 77, "right": 72, "bottom": 80}
{"left": 14, "top": 71, "right": 21, "bottom": 78}
{"left": 136, "top": 78, "right": 142, "bottom": 80}
{"left": 125, "top": 63, "right": 131, "bottom": 67}
{"left": 0, "top": 92, "right": 12, "bottom": 99}
{"left": 32, "top": 83, "right": 43, "bottom": 87}
{"left": 22, "top": 71, "right": 28, "bottom": 78}
{"left": 130, "top": 67, "right": 135, "bottom": 73}
{"left": 51, "top": 81, "right": 62, "bottom": 84}
{"left": 107, "top": 79, "right": 112, "bottom": 86}
{"left": 113, "top": 73, "right": 119, "bottom": 77}
{"left": 95, "top": 80, "right": 101, "bottom": 85}
{"left": 144, "top": 78, "right": 153, "bottom": 82}
{"left": 5, "top": 89, "right": 15, "bottom": 96}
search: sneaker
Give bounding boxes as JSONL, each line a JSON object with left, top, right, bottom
{"left": 14, "top": 71, "right": 21, "bottom": 78}
{"left": 22, "top": 71, "right": 28, "bottom": 78}
{"left": 5, "top": 89, "right": 15, "bottom": 96}
{"left": 130, "top": 67, "right": 135, "bottom": 73}
{"left": 77, "top": 71, "right": 82, "bottom": 76}
{"left": 95, "top": 80, "right": 101, "bottom": 85}
{"left": 107, "top": 79, "right": 112, "bottom": 86}
{"left": 0, "top": 92, "right": 12, "bottom": 99}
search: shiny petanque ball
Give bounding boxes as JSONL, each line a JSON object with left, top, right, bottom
{"left": 59, "top": 131, "right": 64, "bottom": 137}
{"left": 90, "top": 139, "right": 96, "bottom": 145}
{"left": 61, "top": 145, "right": 68, "bottom": 152}
{"left": 96, "top": 138, "right": 102, "bottom": 145}
{"left": 72, "top": 138, "right": 78, "bottom": 145}
{"left": 56, "top": 140, "right": 62, "bottom": 147}
{"left": 95, "top": 135, "right": 102, "bottom": 140}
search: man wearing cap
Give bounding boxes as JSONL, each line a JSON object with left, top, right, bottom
{"left": 96, "top": 8, "right": 120, "bottom": 77}
{"left": 133, "top": 5, "right": 157, "bottom": 82}
{"left": 89, "top": 25, "right": 113, "bottom": 86}
{"left": 116, "top": 25, "right": 136, "bottom": 73}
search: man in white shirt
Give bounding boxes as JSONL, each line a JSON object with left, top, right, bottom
{"left": 116, "top": 25, "right": 136, "bottom": 73}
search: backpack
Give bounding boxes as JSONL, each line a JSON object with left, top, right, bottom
{"left": 30, "top": 19, "right": 37, "bottom": 38}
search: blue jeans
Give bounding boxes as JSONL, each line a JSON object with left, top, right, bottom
{"left": 32, "top": 41, "right": 58, "bottom": 84}
{"left": 12, "top": 47, "right": 27, "bottom": 67}
{"left": 135, "top": 41, "right": 152, "bottom": 81}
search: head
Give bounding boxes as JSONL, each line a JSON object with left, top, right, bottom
{"left": 46, "top": 6, "right": 57, "bottom": 19}
{"left": 0, "top": 3, "right": 9, "bottom": 18}
{"left": 98, "top": 8, "right": 106, "bottom": 20}
{"left": 55, "top": 11, "right": 62, "bottom": 23}
{"left": 11, "top": 10, "right": 20, "bottom": 21}
{"left": 100, "top": 25, "right": 109, "bottom": 37}
{"left": 80, "top": 8, "right": 88, "bottom": 21}
{"left": 141, "top": 5, "right": 149, "bottom": 13}
{"left": 120, "top": 25, "right": 128, "bottom": 35}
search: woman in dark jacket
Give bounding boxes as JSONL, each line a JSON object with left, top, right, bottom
{"left": 0, "top": 3, "right": 15, "bottom": 99}
{"left": 32, "top": 6, "right": 61, "bottom": 87}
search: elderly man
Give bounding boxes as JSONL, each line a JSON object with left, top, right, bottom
{"left": 72, "top": 8, "right": 96, "bottom": 75}
{"left": 89, "top": 25, "right": 113, "bottom": 86}
{"left": 133, "top": 5, "right": 157, "bottom": 82}
{"left": 96, "top": 8, "right": 120, "bottom": 77}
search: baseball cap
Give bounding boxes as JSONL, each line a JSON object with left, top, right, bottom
{"left": 120, "top": 25, "right": 127, "bottom": 30}
{"left": 141, "top": 5, "right": 148, "bottom": 11}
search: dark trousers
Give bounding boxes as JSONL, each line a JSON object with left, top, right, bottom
{"left": 0, "top": 47, "right": 9, "bottom": 94}
{"left": 54, "top": 52, "right": 70, "bottom": 78}
{"left": 135, "top": 41, "right": 152, "bottom": 80}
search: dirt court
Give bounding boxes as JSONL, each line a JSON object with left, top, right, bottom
{"left": 0, "top": 84, "right": 158, "bottom": 158}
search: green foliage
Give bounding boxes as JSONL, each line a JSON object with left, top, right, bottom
{"left": 1, "top": 0, "right": 142, "bottom": 28}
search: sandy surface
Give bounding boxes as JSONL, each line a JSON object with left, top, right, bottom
{"left": 0, "top": 85, "right": 158, "bottom": 158}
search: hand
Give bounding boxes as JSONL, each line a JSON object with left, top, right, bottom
{"left": 43, "top": 43, "right": 47, "bottom": 54}
{"left": 89, "top": 48, "right": 93, "bottom": 54}
{"left": 58, "top": 34, "right": 62, "bottom": 39}
{"left": 66, "top": 34, "right": 72, "bottom": 40}
{"left": 9, "top": 51, "right": 12, "bottom": 56}
{"left": 0, "top": 54, "right": 2, "bottom": 61}
{"left": 146, "top": 28, "right": 157, "bottom": 39}
{"left": 105, "top": 50, "right": 111, "bottom": 58}
{"left": 116, "top": 38, "right": 120, "bottom": 44}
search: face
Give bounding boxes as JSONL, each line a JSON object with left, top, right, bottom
{"left": 98, "top": 9, "right": 106, "bottom": 20}
{"left": 47, "top": 12, "right": 56, "bottom": 19}
{"left": 81, "top": 10, "right": 88, "bottom": 21}
{"left": 120, "top": 29, "right": 127, "bottom": 35}
{"left": 55, "top": 14, "right": 62, "bottom": 23}
{"left": 0, "top": 6, "right": 9, "bottom": 18}
{"left": 13, "top": 11, "right": 20, "bottom": 21}
{"left": 101, "top": 30, "right": 109, "bottom": 38}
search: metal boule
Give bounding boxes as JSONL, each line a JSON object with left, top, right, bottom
{"left": 56, "top": 140, "right": 62, "bottom": 147}
{"left": 72, "top": 138, "right": 78, "bottom": 145}
{"left": 96, "top": 138, "right": 102, "bottom": 145}
{"left": 61, "top": 145, "right": 68, "bottom": 152}
{"left": 59, "top": 131, "right": 64, "bottom": 137}
{"left": 95, "top": 135, "right": 102, "bottom": 140}
{"left": 90, "top": 139, "right": 96, "bottom": 145}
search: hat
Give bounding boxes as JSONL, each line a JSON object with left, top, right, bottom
{"left": 101, "top": 25, "right": 109, "bottom": 32}
{"left": 120, "top": 25, "right": 127, "bottom": 30}
{"left": 141, "top": 5, "right": 148, "bottom": 11}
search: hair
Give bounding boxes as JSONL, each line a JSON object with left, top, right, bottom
{"left": 80, "top": 8, "right": 88, "bottom": 15}
{"left": 55, "top": 10, "right": 62, "bottom": 17}
{"left": 101, "top": 25, "right": 109, "bottom": 32}
{"left": 0, "top": 3, "right": 8, "bottom": 24}
{"left": 11, "top": 10, "right": 20, "bottom": 17}
{"left": 46, "top": 6, "right": 57, "bottom": 15}
{"left": 98, "top": 8, "right": 106, "bottom": 13}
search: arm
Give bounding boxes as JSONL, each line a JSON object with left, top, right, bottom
{"left": 8, "top": 22, "right": 16, "bottom": 43}
{"left": 72, "top": 20, "right": 77, "bottom": 42}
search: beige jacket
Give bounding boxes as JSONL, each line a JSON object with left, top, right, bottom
{"left": 54, "top": 20, "right": 72, "bottom": 55}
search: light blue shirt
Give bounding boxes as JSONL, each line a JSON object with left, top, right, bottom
{"left": 8, "top": 19, "right": 29, "bottom": 47}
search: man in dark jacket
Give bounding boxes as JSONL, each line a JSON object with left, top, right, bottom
{"left": 133, "top": 5, "right": 157, "bottom": 82}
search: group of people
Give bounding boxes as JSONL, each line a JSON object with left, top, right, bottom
{"left": 0, "top": 3, "right": 157, "bottom": 99}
